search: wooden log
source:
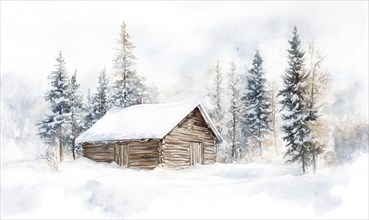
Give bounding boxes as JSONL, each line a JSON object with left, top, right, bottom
{"left": 129, "top": 144, "right": 159, "bottom": 149}
{"left": 162, "top": 144, "right": 189, "bottom": 149}
{"left": 83, "top": 151, "right": 114, "bottom": 156}
{"left": 129, "top": 165, "right": 157, "bottom": 170}
{"left": 163, "top": 159, "right": 190, "bottom": 163}
{"left": 130, "top": 162, "right": 159, "bottom": 166}
{"left": 164, "top": 161, "right": 190, "bottom": 165}
{"left": 163, "top": 147, "right": 189, "bottom": 152}
{"left": 84, "top": 148, "right": 115, "bottom": 152}
{"left": 165, "top": 135, "right": 214, "bottom": 143}
{"left": 84, "top": 153, "right": 114, "bottom": 157}
{"left": 129, "top": 147, "right": 158, "bottom": 151}
{"left": 164, "top": 155, "right": 189, "bottom": 159}
{"left": 129, "top": 163, "right": 158, "bottom": 168}
{"left": 130, "top": 150, "right": 159, "bottom": 154}
{"left": 167, "top": 130, "right": 213, "bottom": 139}
{"left": 129, "top": 155, "right": 159, "bottom": 160}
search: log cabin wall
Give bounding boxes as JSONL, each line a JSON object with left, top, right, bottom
{"left": 81, "top": 107, "right": 218, "bottom": 170}
{"left": 82, "top": 140, "right": 160, "bottom": 169}
{"left": 163, "top": 108, "right": 217, "bottom": 169}
{"left": 83, "top": 143, "right": 116, "bottom": 163}
{"left": 127, "top": 140, "right": 160, "bottom": 169}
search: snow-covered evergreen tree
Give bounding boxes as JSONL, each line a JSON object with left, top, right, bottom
{"left": 279, "top": 26, "right": 311, "bottom": 173}
{"left": 92, "top": 68, "right": 111, "bottom": 121}
{"left": 208, "top": 60, "right": 225, "bottom": 134}
{"left": 112, "top": 21, "right": 145, "bottom": 107}
{"left": 66, "top": 69, "right": 84, "bottom": 159}
{"left": 226, "top": 62, "right": 242, "bottom": 161}
{"left": 37, "top": 114, "right": 57, "bottom": 147}
{"left": 37, "top": 51, "right": 70, "bottom": 162}
{"left": 83, "top": 88, "right": 95, "bottom": 130}
{"left": 242, "top": 50, "right": 270, "bottom": 157}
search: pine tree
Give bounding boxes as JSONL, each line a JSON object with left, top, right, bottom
{"left": 242, "top": 50, "right": 270, "bottom": 157}
{"left": 83, "top": 88, "right": 95, "bottom": 130}
{"left": 209, "top": 60, "right": 225, "bottom": 134}
{"left": 112, "top": 21, "right": 145, "bottom": 107}
{"left": 227, "top": 62, "right": 242, "bottom": 161}
{"left": 37, "top": 51, "right": 70, "bottom": 162}
{"left": 279, "top": 26, "right": 311, "bottom": 173}
{"left": 67, "top": 69, "right": 84, "bottom": 159}
{"left": 92, "top": 68, "right": 111, "bottom": 121}
{"left": 37, "top": 114, "right": 57, "bottom": 147}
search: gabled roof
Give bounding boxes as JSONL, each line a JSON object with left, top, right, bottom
{"left": 75, "top": 101, "right": 222, "bottom": 144}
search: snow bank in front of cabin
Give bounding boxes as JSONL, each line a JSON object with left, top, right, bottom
{"left": 1, "top": 154, "right": 368, "bottom": 219}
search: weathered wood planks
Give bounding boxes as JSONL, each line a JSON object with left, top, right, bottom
{"left": 81, "top": 107, "right": 218, "bottom": 170}
{"left": 163, "top": 108, "right": 217, "bottom": 168}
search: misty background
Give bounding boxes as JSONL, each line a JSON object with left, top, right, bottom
{"left": 1, "top": 1, "right": 368, "bottom": 160}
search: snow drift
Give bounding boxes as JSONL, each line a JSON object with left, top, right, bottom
{"left": 1, "top": 154, "right": 368, "bottom": 219}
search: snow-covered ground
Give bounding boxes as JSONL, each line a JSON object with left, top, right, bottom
{"left": 1, "top": 154, "right": 368, "bottom": 219}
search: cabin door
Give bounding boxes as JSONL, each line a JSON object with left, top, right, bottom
{"left": 114, "top": 144, "right": 129, "bottom": 167}
{"left": 190, "top": 142, "right": 203, "bottom": 166}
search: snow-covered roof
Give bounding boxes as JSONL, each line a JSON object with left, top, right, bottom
{"left": 76, "top": 101, "right": 222, "bottom": 144}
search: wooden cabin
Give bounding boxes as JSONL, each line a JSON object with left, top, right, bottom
{"left": 75, "top": 101, "right": 222, "bottom": 169}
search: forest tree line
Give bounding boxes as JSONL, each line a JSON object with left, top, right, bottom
{"left": 207, "top": 27, "right": 330, "bottom": 173}
{"left": 37, "top": 22, "right": 368, "bottom": 173}
{"left": 37, "top": 22, "right": 157, "bottom": 167}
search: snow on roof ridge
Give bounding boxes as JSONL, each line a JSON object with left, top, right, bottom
{"left": 155, "top": 100, "right": 200, "bottom": 138}
{"left": 107, "top": 99, "right": 200, "bottom": 114}
{"left": 75, "top": 100, "right": 222, "bottom": 144}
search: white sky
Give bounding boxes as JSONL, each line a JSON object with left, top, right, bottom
{"left": 1, "top": 1, "right": 368, "bottom": 113}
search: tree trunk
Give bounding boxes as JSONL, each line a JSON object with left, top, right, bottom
{"left": 123, "top": 44, "right": 127, "bottom": 108}
{"left": 312, "top": 145, "right": 316, "bottom": 173}
{"left": 269, "top": 81, "right": 278, "bottom": 156}
{"left": 232, "top": 122, "right": 236, "bottom": 161}
{"left": 302, "top": 152, "right": 306, "bottom": 174}
{"left": 72, "top": 138, "right": 76, "bottom": 160}
{"left": 258, "top": 124, "right": 262, "bottom": 157}
{"left": 123, "top": 70, "right": 127, "bottom": 107}
{"left": 273, "top": 128, "right": 278, "bottom": 156}
{"left": 71, "top": 109, "right": 76, "bottom": 160}
{"left": 59, "top": 126, "right": 63, "bottom": 162}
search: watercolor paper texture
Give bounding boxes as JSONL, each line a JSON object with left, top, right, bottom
{"left": 1, "top": 1, "right": 368, "bottom": 219}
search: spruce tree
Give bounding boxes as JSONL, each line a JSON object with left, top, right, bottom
{"left": 93, "top": 68, "right": 111, "bottom": 121}
{"left": 67, "top": 69, "right": 84, "bottom": 159}
{"left": 242, "top": 50, "right": 270, "bottom": 157}
{"left": 37, "top": 51, "right": 70, "bottom": 162}
{"left": 83, "top": 88, "right": 95, "bottom": 130}
{"left": 37, "top": 114, "right": 57, "bottom": 147}
{"left": 279, "top": 26, "right": 311, "bottom": 173}
{"left": 112, "top": 21, "right": 145, "bottom": 107}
